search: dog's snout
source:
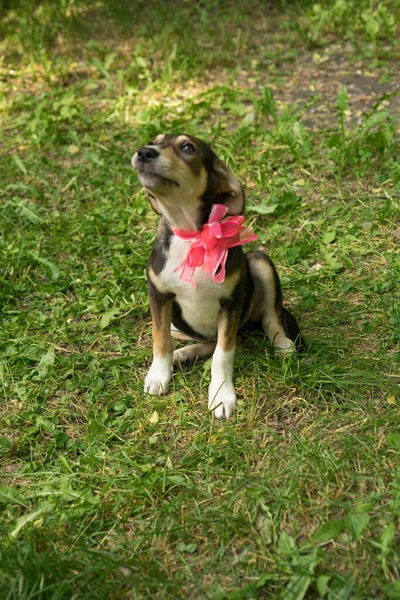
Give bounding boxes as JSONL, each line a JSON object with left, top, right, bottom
{"left": 137, "top": 146, "right": 159, "bottom": 163}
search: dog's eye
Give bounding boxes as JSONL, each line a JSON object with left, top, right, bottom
{"left": 181, "top": 142, "right": 196, "bottom": 154}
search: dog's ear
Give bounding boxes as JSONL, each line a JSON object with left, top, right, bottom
{"left": 147, "top": 192, "right": 162, "bottom": 215}
{"left": 213, "top": 160, "right": 245, "bottom": 215}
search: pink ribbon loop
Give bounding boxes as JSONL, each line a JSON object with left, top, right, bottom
{"left": 172, "top": 204, "right": 257, "bottom": 286}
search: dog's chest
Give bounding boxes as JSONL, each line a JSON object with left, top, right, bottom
{"left": 153, "top": 237, "right": 233, "bottom": 337}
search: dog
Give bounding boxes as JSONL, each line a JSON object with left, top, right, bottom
{"left": 132, "top": 134, "right": 302, "bottom": 419}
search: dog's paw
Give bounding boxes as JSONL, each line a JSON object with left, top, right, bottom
{"left": 144, "top": 355, "right": 173, "bottom": 396}
{"left": 208, "top": 380, "right": 237, "bottom": 420}
{"left": 273, "top": 337, "right": 295, "bottom": 358}
{"left": 174, "top": 343, "right": 216, "bottom": 366}
{"left": 173, "top": 347, "right": 193, "bottom": 365}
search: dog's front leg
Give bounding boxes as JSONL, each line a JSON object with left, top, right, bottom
{"left": 144, "top": 280, "right": 174, "bottom": 396}
{"left": 208, "top": 301, "right": 241, "bottom": 420}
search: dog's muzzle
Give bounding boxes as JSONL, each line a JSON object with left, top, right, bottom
{"left": 136, "top": 146, "right": 159, "bottom": 164}
{"left": 132, "top": 146, "right": 178, "bottom": 188}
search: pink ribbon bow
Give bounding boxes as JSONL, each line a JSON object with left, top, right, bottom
{"left": 172, "top": 204, "right": 258, "bottom": 286}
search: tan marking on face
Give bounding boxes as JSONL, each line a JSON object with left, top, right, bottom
{"left": 136, "top": 138, "right": 209, "bottom": 230}
{"left": 175, "top": 134, "right": 191, "bottom": 146}
{"left": 155, "top": 134, "right": 165, "bottom": 144}
{"left": 138, "top": 142, "right": 207, "bottom": 191}
{"left": 152, "top": 143, "right": 207, "bottom": 188}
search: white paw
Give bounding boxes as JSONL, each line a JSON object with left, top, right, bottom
{"left": 208, "top": 380, "right": 237, "bottom": 420}
{"left": 144, "top": 355, "right": 173, "bottom": 396}
{"left": 173, "top": 347, "right": 193, "bottom": 365}
{"left": 274, "top": 338, "right": 295, "bottom": 358}
{"left": 174, "top": 343, "right": 216, "bottom": 365}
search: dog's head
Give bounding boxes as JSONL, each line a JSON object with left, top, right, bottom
{"left": 132, "top": 134, "right": 245, "bottom": 228}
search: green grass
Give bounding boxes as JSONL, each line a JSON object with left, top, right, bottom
{"left": 1, "top": 0, "right": 400, "bottom": 598}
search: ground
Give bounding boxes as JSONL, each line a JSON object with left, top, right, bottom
{"left": 0, "top": 1, "right": 399, "bottom": 599}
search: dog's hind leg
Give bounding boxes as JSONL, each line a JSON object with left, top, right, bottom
{"left": 247, "top": 251, "right": 302, "bottom": 355}
{"left": 173, "top": 343, "right": 216, "bottom": 365}
{"left": 170, "top": 326, "right": 192, "bottom": 342}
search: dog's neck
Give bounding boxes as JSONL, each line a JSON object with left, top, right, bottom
{"left": 155, "top": 198, "right": 204, "bottom": 232}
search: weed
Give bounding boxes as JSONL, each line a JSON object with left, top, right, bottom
{"left": 296, "top": 0, "right": 397, "bottom": 48}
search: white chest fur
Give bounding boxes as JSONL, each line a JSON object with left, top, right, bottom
{"left": 151, "top": 236, "right": 236, "bottom": 339}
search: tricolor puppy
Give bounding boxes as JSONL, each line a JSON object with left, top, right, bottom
{"left": 132, "top": 134, "right": 302, "bottom": 419}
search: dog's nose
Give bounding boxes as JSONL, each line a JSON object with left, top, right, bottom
{"left": 137, "top": 146, "right": 159, "bottom": 163}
